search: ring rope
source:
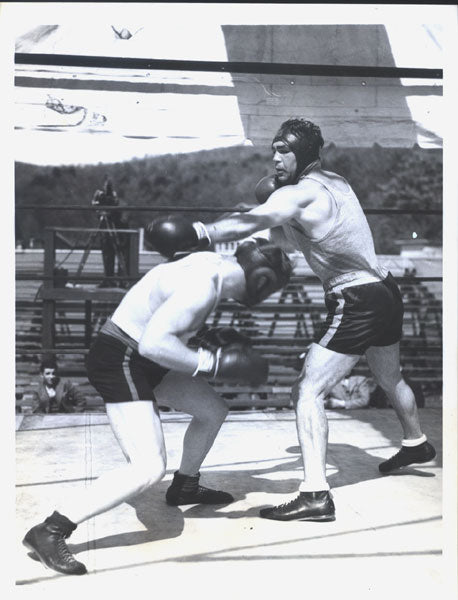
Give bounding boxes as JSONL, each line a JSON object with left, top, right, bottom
{"left": 15, "top": 205, "right": 442, "bottom": 215}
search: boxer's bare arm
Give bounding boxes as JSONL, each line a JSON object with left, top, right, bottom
{"left": 247, "top": 225, "right": 292, "bottom": 248}
{"left": 138, "top": 278, "right": 216, "bottom": 374}
{"left": 244, "top": 225, "right": 294, "bottom": 252}
{"left": 269, "top": 226, "right": 297, "bottom": 252}
{"left": 206, "top": 181, "right": 325, "bottom": 243}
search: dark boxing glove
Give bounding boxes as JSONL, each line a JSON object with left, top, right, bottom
{"left": 212, "top": 344, "right": 269, "bottom": 386}
{"left": 255, "top": 174, "right": 279, "bottom": 204}
{"left": 194, "top": 326, "right": 251, "bottom": 350}
{"left": 145, "top": 215, "right": 211, "bottom": 258}
{"left": 193, "top": 328, "right": 269, "bottom": 386}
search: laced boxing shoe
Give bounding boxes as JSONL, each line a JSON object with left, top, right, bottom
{"left": 259, "top": 491, "right": 336, "bottom": 522}
{"left": 165, "top": 471, "right": 234, "bottom": 506}
{"left": 378, "top": 440, "right": 436, "bottom": 474}
{"left": 22, "top": 511, "right": 87, "bottom": 575}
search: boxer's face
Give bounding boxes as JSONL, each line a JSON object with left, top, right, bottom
{"left": 272, "top": 140, "right": 297, "bottom": 184}
{"left": 42, "top": 368, "right": 57, "bottom": 387}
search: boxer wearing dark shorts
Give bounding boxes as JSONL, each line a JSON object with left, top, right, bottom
{"left": 156, "top": 118, "right": 436, "bottom": 521}
{"left": 86, "top": 320, "right": 169, "bottom": 404}
{"left": 318, "top": 273, "right": 403, "bottom": 355}
{"left": 23, "top": 242, "right": 292, "bottom": 575}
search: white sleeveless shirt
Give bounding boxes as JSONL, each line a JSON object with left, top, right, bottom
{"left": 281, "top": 166, "right": 387, "bottom": 290}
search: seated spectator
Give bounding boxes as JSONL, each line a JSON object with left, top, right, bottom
{"left": 324, "top": 371, "right": 376, "bottom": 410}
{"left": 28, "top": 357, "right": 87, "bottom": 413}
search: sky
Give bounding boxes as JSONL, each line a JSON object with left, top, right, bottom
{"left": 6, "top": 3, "right": 453, "bottom": 166}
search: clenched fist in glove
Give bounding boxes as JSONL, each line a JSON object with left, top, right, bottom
{"left": 255, "top": 174, "right": 279, "bottom": 205}
{"left": 145, "top": 215, "right": 211, "bottom": 258}
{"left": 194, "top": 326, "right": 251, "bottom": 349}
{"left": 192, "top": 327, "right": 269, "bottom": 386}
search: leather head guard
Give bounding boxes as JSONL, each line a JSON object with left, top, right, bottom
{"left": 235, "top": 240, "right": 293, "bottom": 306}
{"left": 272, "top": 118, "right": 324, "bottom": 181}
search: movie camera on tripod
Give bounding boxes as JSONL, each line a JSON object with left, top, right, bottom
{"left": 76, "top": 179, "right": 130, "bottom": 287}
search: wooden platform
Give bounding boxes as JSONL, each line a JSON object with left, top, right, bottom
{"left": 15, "top": 245, "right": 443, "bottom": 409}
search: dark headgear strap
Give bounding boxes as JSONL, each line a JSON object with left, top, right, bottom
{"left": 235, "top": 242, "right": 292, "bottom": 306}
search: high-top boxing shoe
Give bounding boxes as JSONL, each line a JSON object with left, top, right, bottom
{"left": 259, "top": 491, "right": 336, "bottom": 522}
{"left": 165, "top": 471, "right": 234, "bottom": 506}
{"left": 379, "top": 440, "right": 436, "bottom": 474}
{"left": 22, "top": 511, "right": 87, "bottom": 575}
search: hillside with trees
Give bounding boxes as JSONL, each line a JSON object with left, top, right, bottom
{"left": 15, "top": 145, "right": 442, "bottom": 254}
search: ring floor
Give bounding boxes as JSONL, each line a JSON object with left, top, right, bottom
{"left": 14, "top": 408, "right": 448, "bottom": 599}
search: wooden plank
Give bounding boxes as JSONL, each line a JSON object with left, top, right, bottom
{"left": 40, "top": 287, "right": 126, "bottom": 301}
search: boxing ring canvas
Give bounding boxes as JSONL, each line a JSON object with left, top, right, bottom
{"left": 4, "top": 3, "right": 457, "bottom": 598}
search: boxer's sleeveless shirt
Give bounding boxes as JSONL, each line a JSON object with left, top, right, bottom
{"left": 281, "top": 167, "right": 387, "bottom": 290}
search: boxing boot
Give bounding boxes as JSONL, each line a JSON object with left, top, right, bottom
{"left": 22, "top": 511, "right": 87, "bottom": 575}
{"left": 259, "top": 491, "right": 336, "bottom": 522}
{"left": 379, "top": 440, "right": 436, "bottom": 474}
{"left": 165, "top": 471, "right": 234, "bottom": 506}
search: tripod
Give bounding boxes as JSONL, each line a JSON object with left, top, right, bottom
{"left": 76, "top": 212, "right": 128, "bottom": 286}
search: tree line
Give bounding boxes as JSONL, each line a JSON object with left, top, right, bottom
{"left": 15, "top": 144, "right": 442, "bottom": 254}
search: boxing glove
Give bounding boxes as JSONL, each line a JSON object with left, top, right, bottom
{"left": 213, "top": 343, "right": 269, "bottom": 385}
{"left": 193, "top": 342, "right": 269, "bottom": 386}
{"left": 145, "top": 215, "right": 211, "bottom": 258}
{"left": 255, "top": 174, "right": 279, "bottom": 204}
{"left": 195, "top": 326, "right": 251, "bottom": 351}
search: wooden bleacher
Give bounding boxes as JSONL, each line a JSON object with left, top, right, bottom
{"left": 15, "top": 244, "right": 443, "bottom": 411}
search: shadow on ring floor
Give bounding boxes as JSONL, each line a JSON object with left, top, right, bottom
{"left": 15, "top": 408, "right": 444, "bottom": 594}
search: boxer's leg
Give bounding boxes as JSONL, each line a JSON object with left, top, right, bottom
{"left": 155, "top": 372, "right": 233, "bottom": 505}
{"left": 294, "top": 343, "right": 359, "bottom": 491}
{"left": 57, "top": 400, "right": 166, "bottom": 524}
{"left": 22, "top": 400, "right": 166, "bottom": 575}
{"left": 260, "top": 343, "right": 359, "bottom": 521}
{"left": 365, "top": 343, "right": 436, "bottom": 472}
{"left": 155, "top": 372, "right": 228, "bottom": 475}
{"left": 366, "top": 343, "right": 421, "bottom": 438}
